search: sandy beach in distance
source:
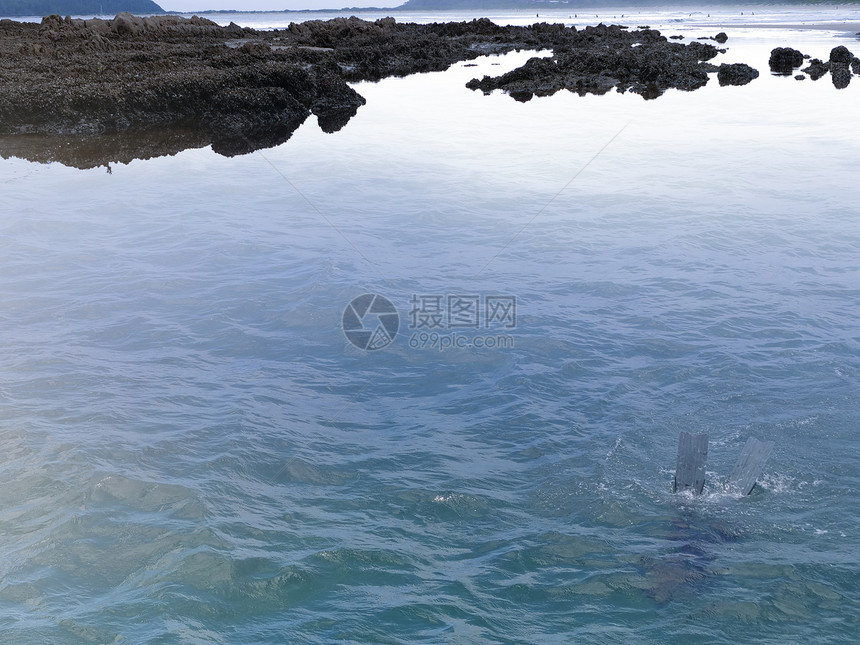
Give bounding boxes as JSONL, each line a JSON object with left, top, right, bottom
{"left": 695, "top": 20, "right": 860, "bottom": 33}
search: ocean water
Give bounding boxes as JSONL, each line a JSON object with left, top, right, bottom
{"left": 1, "top": 9, "right": 859, "bottom": 644}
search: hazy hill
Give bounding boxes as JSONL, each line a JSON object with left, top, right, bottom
{"left": 398, "top": 0, "right": 556, "bottom": 8}
{"left": 0, "top": 0, "right": 163, "bottom": 16}
{"left": 397, "top": 0, "right": 848, "bottom": 8}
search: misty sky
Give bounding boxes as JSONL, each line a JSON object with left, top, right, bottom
{"left": 157, "top": 0, "right": 385, "bottom": 9}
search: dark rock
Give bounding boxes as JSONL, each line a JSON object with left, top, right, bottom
{"left": 831, "top": 64, "right": 851, "bottom": 88}
{"left": 714, "top": 32, "right": 728, "bottom": 44}
{"left": 794, "top": 74, "right": 805, "bottom": 80}
{"left": 111, "top": 12, "right": 141, "bottom": 36}
{"left": 226, "top": 21, "right": 244, "bottom": 36}
{"left": 0, "top": 14, "right": 364, "bottom": 150}
{"left": 468, "top": 29, "right": 721, "bottom": 100}
{"left": 853, "top": 57, "right": 860, "bottom": 75}
{"left": 670, "top": 35, "right": 684, "bottom": 40}
{"left": 315, "top": 107, "right": 360, "bottom": 134}
{"left": 769, "top": 46, "right": 804, "bottom": 74}
{"left": 830, "top": 45, "right": 853, "bottom": 64}
{"left": 238, "top": 41, "right": 270, "bottom": 56}
{"left": 802, "top": 58, "right": 830, "bottom": 80}
{"left": 686, "top": 40, "right": 719, "bottom": 60}
{"left": 717, "top": 63, "right": 759, "bottom": 86}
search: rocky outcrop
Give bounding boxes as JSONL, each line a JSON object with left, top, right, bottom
{"left": 0, "top": 14, "right": 364, "bottom": 150}
{"left": 697, "top": 32, "right": 728, "bottom": 44}
{"left": 0, "top": 14, "right": 741, "bottom": 153}
{"left": 831, "top": 64, "right": 851, "bottom": 88}
{"left": 770, "top": 45, "right": 860, "bottom": 89}
{"left": 769, "top": 47, "right": 804, "bottom": 74}
{"left": 771, "top": 44, "right": 859, "bottom": 87}
{"left": 802, "top": 58, "right": 830, "bottom": 81}
{"left": 1, "top": 14, "right": 857, "bottom": 169}
{"left": 717, "top": 63, "right": 759, "bottom": 86}
{"left": 283, "top": 17, "right": 587, "bottom": 82}
{"left": 35, "top": 12, "right": 243, "bottom": 45}
{"left": 828, "top": 45, "right": 854, "bottom": 89}
{"left": 465, "top": 24, "right": 724, "bottom": 101}
{"left": 829, "top": 45, "right": 853, "bottom": 65}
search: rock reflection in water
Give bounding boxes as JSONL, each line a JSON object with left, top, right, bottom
{"left": 0, "top": 110, "right": 356, "bottom": 170}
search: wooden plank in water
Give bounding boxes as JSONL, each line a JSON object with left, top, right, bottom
{"left": 728, "top": 437, "right": 775, "bottom": 496}
{"left": 674, "top": 432, "right": 709, "bottom": 495}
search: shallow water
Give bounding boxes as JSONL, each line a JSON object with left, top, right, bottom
{"left": 1, "top": 10, "right": 859, "bottom": 645}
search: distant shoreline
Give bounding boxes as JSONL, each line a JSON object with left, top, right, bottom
{"left": 163, "top": 8, "right": 395, "bottom": 14}
{"left": 695, "top": 21, "right": 860, "bottom": 32}
{"left": 5, "top": 3, "right": 860, "bottom": 33}
{"left": 174, "top": 11, "right": 860, "bottom": 38}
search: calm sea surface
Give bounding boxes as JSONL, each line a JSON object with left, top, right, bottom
{"left": 0, "top": 7, "right": 858, "bottom": 644}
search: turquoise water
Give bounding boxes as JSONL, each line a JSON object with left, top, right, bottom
{"left": 1, "top": 14, "right": 859, "bottom": 644}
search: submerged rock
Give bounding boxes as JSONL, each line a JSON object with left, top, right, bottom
{"left": 769, "top": 46, "right": 804, "bottom": 74}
